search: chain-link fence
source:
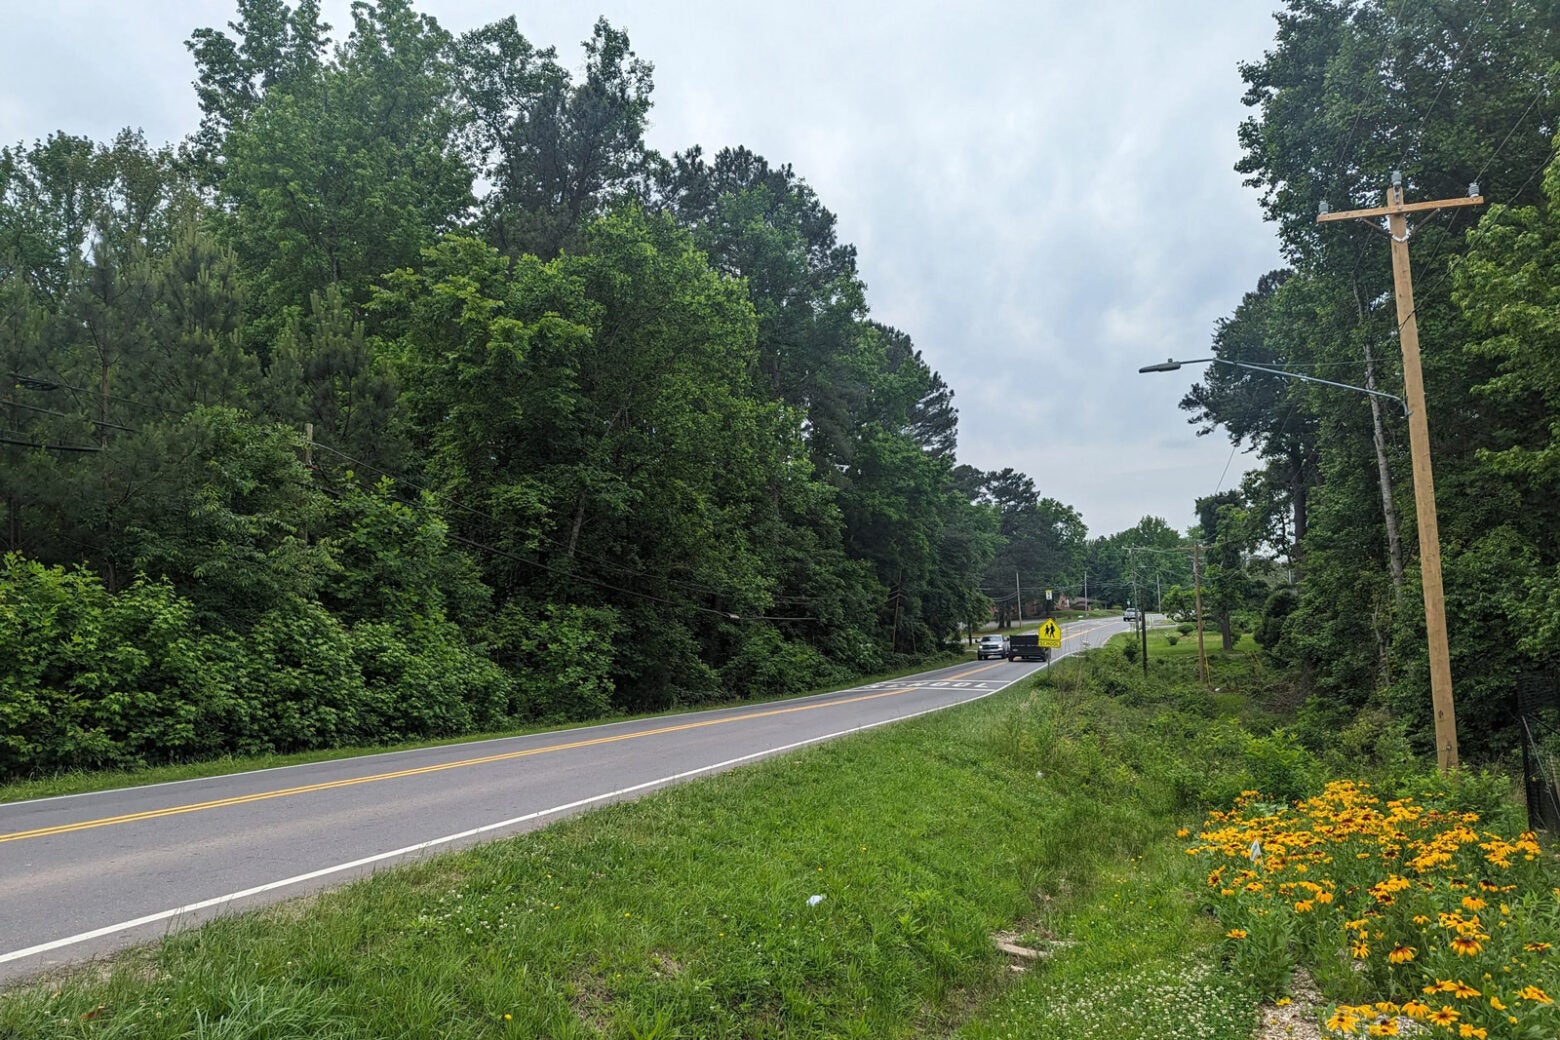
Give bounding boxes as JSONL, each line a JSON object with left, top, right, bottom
{"left": 1517, "top": 674, "right": 1560, "bottom": 836}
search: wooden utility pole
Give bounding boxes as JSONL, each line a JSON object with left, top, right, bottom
{"left": 1319, "top": 175, "right": 1482, "bottom": 772}
{"left": 1191, "top": 543, "right": 1208, "bottom": 687}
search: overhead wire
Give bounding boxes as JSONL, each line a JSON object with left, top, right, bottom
{"left": 4, "top": 373, "right": 825, "bottom": 621}
{"left": 309, "top": 440, "right": 744, "bottom": 599}
{"left": 310, "top": 439, "right": 819, "bottom": 623}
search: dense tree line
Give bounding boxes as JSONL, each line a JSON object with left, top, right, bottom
{"left": 0, "top": 0, "right": 1095, "bottom": 778}
{"left": 1184, "top": 0, "right": 1560, "bottom": 760}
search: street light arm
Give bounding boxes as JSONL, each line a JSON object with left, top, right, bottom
{"left": 1139, "top": 356, "right": 1408, "bottom": 416}
{"left": 1214, "top": 358, "right": 1409, "bottom": 416}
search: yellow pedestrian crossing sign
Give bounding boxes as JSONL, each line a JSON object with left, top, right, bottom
{"left": 1036, "top": 618, "right": 1062, "bottom": 648}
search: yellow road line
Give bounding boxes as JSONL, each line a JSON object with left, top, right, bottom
{"left": 944, "top": 662, "right": 1009, "bottom": 680}
{"left": 0, "top": 685, "right": 926, "bottom": 845}
{"left": 1062, "top": 622, "right": 1114, "bottom": 639}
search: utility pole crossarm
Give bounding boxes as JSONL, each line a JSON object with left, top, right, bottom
{"left": 1317, "top": 195, "right": 1483, "bottom": 223}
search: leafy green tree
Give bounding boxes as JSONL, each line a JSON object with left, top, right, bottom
{"left": 652, "top": 146, "right": 867, "bottom": 469}
{"left": 457, "top": 17, "right": 654, "bottom": 258}
{"left": 186, "top": 0, "right": 330, "bottom": 178}
{"left": 103, "top": 407, "right": 334, "bottom": 624}
{"left": 1197, "top": 489, "right": 1266, "bottom": 650}
{"left": 1181, "top": 270, "right": 1320, "bottom": 555}
{"left": 1086, "top": 517, "right": 1190, "bottom": 611}
{"left": 261, "top": 284, "right": 403, "bottom": 473}
{"left": 195, "top": 0, "right": 473, "bottom": 327}
{"left": 971, "top": 468, "right": 1085, "bottom": 626}
{"left": 1199, "top": 0, "right": 1560, "bottom": 759}
{"left": 377, "top": 212, "right": 862, "bottom": 707}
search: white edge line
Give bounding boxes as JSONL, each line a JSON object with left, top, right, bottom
{"left": 1, "top": 668, "right": 1053, "bottom": 968}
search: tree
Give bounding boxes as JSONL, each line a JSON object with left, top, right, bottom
{"left": 651, "top": 145, "right": 867, "bottom": 470}
{"left": 971, "top": 468, "right": 1085, "bottom": 626}
{"left": 1202, "top": 0, "right": 1560, "bottom": 759}
{"left": 457, "top": 17, "right": 653, "bottom": 258}
{"left": 196, "top": 0, "right": 473, "bottom": 328}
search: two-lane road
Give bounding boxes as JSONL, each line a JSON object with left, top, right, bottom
{"left": 0, "top": 616, "right": 1131, "bottom": 984}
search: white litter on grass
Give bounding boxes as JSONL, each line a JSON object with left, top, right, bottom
{"left": 807, "top": 895, "right": 825, "bottom": 906}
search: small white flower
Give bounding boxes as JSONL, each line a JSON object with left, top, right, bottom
{"left": 806, "top": 894, "right": 824, "bottom": 906}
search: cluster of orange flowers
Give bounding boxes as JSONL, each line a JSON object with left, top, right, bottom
{"left": 1187, "top": 781, "right": 1558, "bottom": 1038}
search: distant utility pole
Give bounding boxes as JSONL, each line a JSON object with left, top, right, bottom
{"left": 1318, "top": 174, "right": 1482, "bottom": 772}
{"left": 1191, "top": 544, "right": 1208, "bottom": 687}
{"left": 1139, "top": 608, "right": 1148, "bottom": 678}
{"left": 1015, "top": 571, "right": 1023, "bottom": 628}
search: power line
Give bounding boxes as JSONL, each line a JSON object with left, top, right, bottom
{"left": 7, "top": 399, "right": 135, "bottom": 431}
{"left": 0, "top": 432, "right": 101, "bottom": 453}
{"left": 310, "top": 440, "right": 792, "bottom": 603}
{"left": 311, "top": 439, "right": 818, "bottom": 623}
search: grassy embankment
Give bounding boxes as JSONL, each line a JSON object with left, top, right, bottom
{"left": 0, "top": 635, "right": 1333, "bottom": 1038}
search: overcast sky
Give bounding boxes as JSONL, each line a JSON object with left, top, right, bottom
{"left": 1, "top": 0, "right": 1286, "bottom": 538}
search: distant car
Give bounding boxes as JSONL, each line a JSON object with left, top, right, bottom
{"left": 977, "top": 635, "right": 1008, "bottom": 660}
{"left": 1123, "top": 608, "right": 1138, "bottom": 623}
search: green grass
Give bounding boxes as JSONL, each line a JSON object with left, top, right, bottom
{"left": 0, "top": 657, "right": 963, "bottom": 805}
{"left": 1, "top": 647, "right": 1278, "bottom": 1038}
{"left": 956, "top": 843, "right": 1255, "bottom": 1040}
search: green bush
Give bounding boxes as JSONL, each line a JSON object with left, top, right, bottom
{"left": 350, "top": 620, "right": 514, "bottom": 740}
{"left": 720, "top": 626, "right": 844, "bottom": 699}
{"left": 232, "top": 601, "right": 364, "bottom": 753}
{"left": 1240, "top": 728, "right": 1322, "bottom": 805}
{"left": 486, "top": 602, "right": 618, "bottom": 722}
{"left": 0, "top": 556, "right": 235, "bottom": 774}
{"left": 0, "top": 555, "right": 116, "bottom": 774}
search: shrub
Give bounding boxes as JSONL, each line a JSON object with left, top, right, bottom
{"left": 486, "top": 602, "right": 618, "bottom": 722}
{"left": 232, "top": 601, "right": 364, "bottom": 753}
{"left": 350, "top": 620, "right": 513, "bottom": 740}
{"left": 721, "top": 627, "right": 844, "bottom": 699}
{"left": 0, "top": 557, "right": 235, "bottom": 775}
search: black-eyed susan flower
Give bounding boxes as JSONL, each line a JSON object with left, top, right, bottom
{"left": 1450, "top": 935, "right": 1484, "bottom": 956}
{"left": 1326, "top": 1008, "right": 1360, "bottom": 1032}
{"left": 1387, "top": 945, "right": 1416, "bottom": 964}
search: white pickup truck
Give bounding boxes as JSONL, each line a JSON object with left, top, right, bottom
{"left": 977, "top": 635, "right": 1009, "bottom": 660}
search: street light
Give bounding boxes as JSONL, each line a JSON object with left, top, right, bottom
{"left": 1140, "top": 352, "right": 1457, "bottom": 771}
{"left": 1138, "top": 357, "right": 1408, "bottom": 415}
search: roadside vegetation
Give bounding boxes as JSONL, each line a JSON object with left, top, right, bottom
{"left": 10, "top": 633, "right": 1548, "bottom": 1039}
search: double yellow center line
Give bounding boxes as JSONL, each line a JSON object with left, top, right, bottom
{"left": 1, "top": 667, "right": 1003, "bottom": 845}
